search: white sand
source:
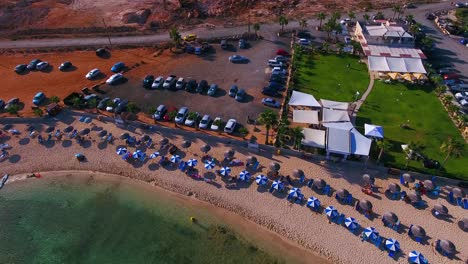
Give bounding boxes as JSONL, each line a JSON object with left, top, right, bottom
{"left": 1, "top": 117, "right": 466, "bottom": 264}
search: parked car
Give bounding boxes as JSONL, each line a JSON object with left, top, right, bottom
{"left": 142, "top": 75, "right": 154, "bottom": 88}
{"left": 262, "top": 87, "right": 278, "bottom": 97}
{"left": 404, "top": 3, "right": 416, "bottom": 8}
{"left": 185, "top": 79, "right": 197, "bottom": 92}
{"left": 106, "top": 73, "right": 124, "bottom": 85}
{"left": 96, "top": 48, "right": 107, "bottom": 57}
{"left": 268, "top": 60, "right": 285, "bottom": 68}
{"left": 0, "top": 99, "right": 4, "bottom": 109}
{"left": 272, "top": 67, "right": 287, "bottom": 76}
{"left": 274, "top": 55, "right": 288, "bottom": 63}
{"left": 207, "top": 84, "right": 218, "bottom": 96}
{"left": 176, "top": 78, "right": 186, "bottom": 90}
{"left": 32, "top": 92, "right": 45, "bottom": 105}
{"left": 86, "top": 68, "right": 101, "bottom": 79}
{"left": 84, "top": 94, "right": 99, "bottom": 103}
{"left": 36, "top": 62, "right": 49, "bottom": 71}
{"left": 276, "top": 49, "right": 290, "bottom": 56}
{"left": 297, "top": 31, "right": 311, "bottom": 39}
{"left": 183, "top": 34, "right": 197, "bottom": 41}
{"left": 224, "top": 119, "right": 237, "bottom": 134}
{"left": 114, "top": 99, "right": 129, "bottom": 114}
{"left": 153, "top": 104, "right": 167, "bottom": 120}
{"left": 59, "top": 61, "right": 72, "bottom": 71}
{"left": 229, "top": 55, "right": 249, "bottom": 63}
{"left": 111, "top": 62, "right": 125, "bottom": 73}
{"left": 443, "top": 73, "right": 458, "bottom": 80}
{"left": 262, "top": 98, "right": 281, "bottom": 108}
{"left": 298, "top": 38, "right": 311, "bottom": 46}
{"left": 270, "top": 75, "right": 286, "bottom": 84}
{"left": 268, "top": 81, "right": 285, "bottom": 91}
{"left": 27, "top": 59, "right": 41, "bottom": 70}
{"left": 152, "top": 76, "right": 164, "bottom": 89}
{"left": 199, "top": 114, "right": 211, "bottom": 129}
{"left": 459, "top": 99, "right": 468, "bottom": 107}
{"left": 438, "top": 68, "right": 454, "bottom": 74}
{"left": 455, "top": 92, "right": 468, "bottom": 100}
{"left": 235, "top": 89, "right": 246, "bottom": 102}
{"left": 185, "top": 112, "right": 199, "bottom": 126}
{"left": 196, "top": 80, "right": 208, "bottom": 94}
{"left": 5, "top": 98, "right": 19, "bottom": 109}
{"left": 344, "top": 36, "right": 352, "bottom": 43}
{"left": 211, "top": 117, "right": 222, "bottom": 131}
{"left": 451, "top": 83, "right": 468, "bottom": 92}
{"left": 425, "top": 13, "right": 435, "bottom": 20}
{"left": 239, "top": 39, "right": 246, "bottom": 49}
{"left": 229, "top": 85, "right": 238, "bottom": 97}
{"left": 221, "top": 39, "right": 228, "bottom": 49}
{"left": 14, "top": 64, "right": 27, "bottom": 73}
{"left": 97, "top": 97, "right": 110, "bottom": 110}
{"left": 163, "top": 75, "right": 177, "bottom": 89}
{"left": 175, "top": 107, "right": 189, "bottom": 124}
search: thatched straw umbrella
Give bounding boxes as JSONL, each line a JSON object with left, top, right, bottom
{"left": 80, "top": 128, "right": 90, "bottom": 135}
{"left": 433, "top": 203, "right": 448, "bottom": 215}
{"left": 452, "top": 187, "right": 465, "bottom": 198}
{"left": 159, "top": 138, "right": 169, "bottom": 145}
{"left": 461, "top": 217, "right": 468, "bottom": 231}
{"left": 383, "top": 212, "right": 399, "bottom": 225}
{"left": 269, "top": 162, "right": 280, "bottom": 172}
{"left": 362, "top": 174, "right": 375, "bottom": 184}
{"left": 359, "top": 199, "right": 373, "bottom": 211}
{"left": 200, "top": 144, "right": 211, "bottom": 154}
{"left": 407, "top": 192, "right": 421, "bottom": 203}
{"left": 293, "top": 169, "right": 305, "bottom": 178}
{"left": 98, "top": 130, "right": 107, "bottom": 137}
{"left": 181, "top": 140, "right": 191, "bottom": 149}
{"left": 410, "top": 225, "right": 426, "bottom": 238}
{"left": 64, "top": 126, "right": 74, "bottom": 133}
{"left": 387, "top": 183, "right": 401, "bottom": 194}
{"left": 439, "top": 240, "right": 456, "bottom": 255}
{"left": 45, "top": 126, "right": 55, "bottom": 133}
{"left": 224, "top": 149, "right": 235, "bottom": 159}
{"left": 246, "top": 156, "right": 257, "bottom": 165}
{"left": 403, "top": 173, "right": 415, "bottom": 183}
{"left": 423, "top": 180, "right": 434, "bottom": 191}
{"left": 120, "top": 132, "right": 129, "bottom": 140}
{"left": 336, "top": 189, "right": 349, "bottom": 199}
{"left": 313, "top": 179, "right": 326, "bottom": 190}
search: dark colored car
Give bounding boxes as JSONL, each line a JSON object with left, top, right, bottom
{"left": 27, "top": 59, "right": 41, "bottom": 70}
{"left": 143, "top": 75, "right": 154, "bottom": 88}
{"left": 443, "top": 73, "right": 458, "bottom": 80}
{"left": 268, "top": 81, "right": 285, "bottom": 91}
{"left": 96, "top": 48, "right": 107, "bottom": 57}
{"left": 185, "top": 79, "right": 197, "bottom": 93}
{"left": 111, "top": 62, "right": 125, "bottom": 73}
{"left": 196, "top": 80, "right": 208, "bottom": 94}
{"left": 0, "top": 99, "right": 4, "bottom": 109}
{"left": 15, "top": 64, "right": 27, "bottom": 73}
{"left": 270, "top": 75, "right": 286, "bottom": 84}
{"left": 262, "top": 87, "right": 278, "bottom": 97}
{"left": 297, "top": 31, "right": 311, "bottom": 39}
{"left": 425, "top": 13, "right": 435, "bottom": 20}
{"left": 239, "top": 39, "right": 246, "bottom": 49}
{"left": 97, "top": 97, "right": 110, "bottom": 110}
{"left": 59, "top": 61, "right": 72, "bottom": 71}
{"left": 115, "top": 99, "right": 129, "bottom": 114}
{"left": 5, "top": 97, "right": 20, "bottom": 109}
{"left": 229, "top": 85, "right": 238, "bottom": 97}
{"left": 235, "top": 89, "right": 246, "bottom": 102}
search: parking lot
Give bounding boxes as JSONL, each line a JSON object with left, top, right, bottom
{"left": 0, "top": 38, "right": 289, "bottom": 129}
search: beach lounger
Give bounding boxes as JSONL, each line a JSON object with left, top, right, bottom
{"left": 415, "top": 237, "right": 422, "bottom": 243}
{"left": 463, "top": 199, "right": 468, "bottom": 209}
{"left": 388, "top": 251, "right": 395, "bottom": 258}
{"left": 457, "top": 197, "right": 463, "bottom": 206}
{"left": 295, "top": 194, "right": 304, "bottom": 204}
{"left": 251, "top": 161, "right": 259, "bottom": 171}
{"left": 448, "top": 192, "right": 455, "bottom": 203}
{"left": 323, "top": 185, "right": 331, "bottom": 196}
{"left": 431, "top": 186, "right": 441, "bottom": 196}
{"left": 269, "top": 186, "right": 275, "bottom": 193}
{"left": 299, "top": 175, "right": 305, "bottom": 183}
{"left": 399, "top": 175, "right": 405, "bottom": 184}
{"left": 373, "top": 236, "right": 382, "bottom": 248}
{"left": 71, "top": 130, "right": 78, "bottom": 139}
{"left": 336, "top": 214, "right": 345, "bottom": 225}
{"left": 307, "top": 179, "right": 314, "bottom": 188}
{"left": 346, "top": 194, "right": 353, "bottom": 204}
{"left": 391, "top": 192, "right": 400, "bottom": 200}
{"left": 79, "top": 116, "right": 86, "bottom": 122}
{"left": 393, "top": 221, "right": 400, "bottom": 231}
{"left": 106, "top": 134, "right": 113, "bottom": 142}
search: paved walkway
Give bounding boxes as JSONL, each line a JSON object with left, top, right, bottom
{"left": 350, "top": 73, "right": 374, "bottom": 124}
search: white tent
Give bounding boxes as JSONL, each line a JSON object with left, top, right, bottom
{"left": 368, "top": 56, "right": 426, "bottom": 74}
{"left": 326, "top": 127, "right": 351, "bottom": 155}
{"left": 302, "top": 128, "right": 326, "bottom": 148}
{"left": 289, "top": 91, "right": 321, "bottom": 107}
{"left": 293, "top": 110, "right": 319, "bottom": 124}
{"left": 364, "top": 124, "right": 384, "bottom": 138}
{"left": 320, "top": 99, "right": 349, "bottom": 110}
{"left": 322, "top": 122, "right": 354, "bottom": 130}
{"left": 322, "top": 108, "right": 350, "bottom": 123}
{"left": 350, "top": 128, "right": 372, "bottom": 156}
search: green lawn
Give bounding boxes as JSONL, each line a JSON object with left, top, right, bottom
{"left": 356, "top": 81, "right": 467, "bottom": 179}
{"left": 294, "top": 53, "right": 370, "bottom": 102}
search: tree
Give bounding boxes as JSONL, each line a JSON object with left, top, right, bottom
{"left": 299, "top": 19, "right": 308, "bottom": 31}
{"left": 332, "top": 11, "right": 341, "bottom": 20}
{"left": 348, "top": 11, "right": 356, "bottom": 21}
{"left": 363, "top": 13, "right": 370, "bottom": 23}
{"left": 334, "top": 23, "right": 343, "bottom": 42}
{"left": 126, "top": 102, "right": 139, "bottom": 113}
{"left": 350, "top": 40, "right": 361, "bottom": 55}
{"left": 376, "top": 140, "right": 391, "bottom": 164}
{"left": 434, "top": 86, "right": 446, "bottom": 96}
{"left": 421, "top": 36, "right": 435, "bottom": 51}
{"left": 49, "top": 95, "right": 60, "bottom": 104}
{"left": 168, "top": 110, "right": 177, "bottom": 126}
{"left": 405, "top": 14, "right": 414, "bottom": 25}
{"left": 275, "top": 118, "right": 290, "bottom": 148}
{"left": 6, "top": 104, "right": 20, "bottom": 116}
{"left": 71, "top": 97, "right": 82, "bottom": 109}
{"left": 279, "top": 15, "right": 288, "bottom": 33}
{"left": 169, "top": 27, "right": 181, "bottom": 48}
{"left": 238, "top": 127, "right": 249, "bottom": 139}
{"left": 147, "top": 106, "right": 157, "bottom": 116}
{"left": 253, "top": 23, "right": 260, "bottom": 36}
{"left": 392, "top": 5, "right": 401, "bottom": 20}
{"left": 33, "top": 108, "right": 43, "bottom": 117}
{"left": 322, "top": 42, "right": 330, "bottom": 53}
{"left": 336, "top": 42, "right": 345, "bottom": 54}
{"left": 405, "top": 141, "right": 424, "bottom": 168}
{"left": 316, "top": 12, "right": 327, "bottom": 30}
{"left": 87, "top": 97, "right": 98, "bottom": 110}
{"left": 323, "top": 19, "right": 337, "bottom": 40}
{"left": 375, "top": 12, "right": 385, "bottom": 20}
{"left": 289, "top": 126, "right": 304, "bottom": 150}
{"left": 258, "top": 109, "right": 278, "bottom": 145}
{"left": 440, "top": 137, "right": 464, "bottom": 165}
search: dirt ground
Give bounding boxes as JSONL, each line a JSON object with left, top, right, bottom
{"left": 0, "top": 38, "right": 288, "bottom": 141}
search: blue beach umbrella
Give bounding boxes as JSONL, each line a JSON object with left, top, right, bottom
{"left": 272, "top": 180, "right": 284, "bottom": 191}
{"left": 139, "top": 152, "right": 147, "bottom": 162}
{"left": 116, "top": 147, "right": 127, "bottom": 155}
{"left": 345, "top": 217, "right": 359, "bottom": 230}
{"left": 171, "top": 155, "right": 181, "bottom": 163}
{"left": 204, "top": 160, "right": 215, "bottom": 170}
{"left": 363, "top": 227, "right": 379, "bottom": 240}
{"left": 288, "top": 187, "right": 301, "bottom": 198}
{"left": 255, "top": 175, "right": 268, "bottom": 185}
{"left": 307, "top": 196, "right": 320, "bottom": 208}
{"left": 178, "top": 161, "right": 187, "bottom": 171}
{"left": 408, "top": 251, "right": 427, "bottom": 264}
{"left": 187, "top": 159, "right": 198, "bottom": 167}
{"left": 239, "top": 170, "right": 251, "bottom": 181}
{"left": 325, "top": 206, "right": 338, "bottom": 218}
{"left": 149, "top": 152, "right": 160, "bottom": 159}
{"left": 385, "top": 238, "right": 400, "bottom": 252}
{"left": 220, "top": 167, "right": 231, "bottom": 176}
{"left": 132, "top": 150, "right": 143, "bottom": 159}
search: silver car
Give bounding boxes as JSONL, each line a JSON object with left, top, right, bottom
{"left": 199, "top": 114, "right": 211, "bottom": 129}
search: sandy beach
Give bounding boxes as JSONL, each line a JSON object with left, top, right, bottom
{"left": 1, "top": 113, "right": 467, "bottom": 264}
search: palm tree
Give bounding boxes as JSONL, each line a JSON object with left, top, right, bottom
{"left": 350, "top": 40, "right": 361, "bottom": 55}
{"left": 324, "top": 19, "right": 336, "bottom": 40}
{"left": 169, "top": 27, "right": 181, "bottom": 48}
{"left": 375, "top": 12, "right": 385, "bottom": 20}
{"left": 279, "top": 15, "right": 288, "bottom": 33}
{"left": 405, "top": 14, "right": 414, "bottom": 25}
{"left": 376, "top": 140, "right": 391, "bottom": 164}
{"left": 289, "top": 126, "right": 304, "bottom": 150}
{"left": 253, "top": 23, "right": 260, "bottom": 36}
{"left": 348, "top": 11, "right": 356, "bottom": 22}
{"left": 49, "top": 95, "right": 60, "bottom": 104}
{"left": 440, "top": 137, "right": 464, "bottom": 165}
{"left": 405, "top": 141, "right": 424, "bottom": 168}
{"left": 33, "top": 108, "right": 43, "bottom": 117}
{"left": 336, "top": 42, "right": 345, "bottom": 54}
{"left": 316, "top": 12, "right": 327, "bottom": 30}
{"left": 6, "top": 104, "right": 20, "bottom": 116}
{"left": 322, "top": 42, "right": 330, "bottom": 53}
{"left": 363, "top": 13, "right": 370, "bottom": 23}
{"left": 258, "top": 109, "right": 278, "bottom": 145}
{"left": 392, "top": 5, "right": 401, "bottom": 20}
{"left": 299, "top": 19, "right": 308, "bottom": 31}
{"left": 332, "top": 11, "right": 341, "bottom": 20}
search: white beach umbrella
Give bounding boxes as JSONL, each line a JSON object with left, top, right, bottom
{"left": 288, "top": 187, "right": 301, "bottom": 198}
{"left": 187, "top": 159, "right": 198, "bottom": 167}
{"left": 363, "top": 227, "right": 379, "bottom": 240}
{"left": 239, "top": 170, "right": 251, "bottom": 181}
{"left": 220, "top": 167, "right": 231, "bottom": 176}
{"left": 345, "top": 217, "right": 359, "bottom": 230}
{"left": 133, "top": 150, "right": 144, "bottom": 159}
{"left": 385, "top": 238, "right": 400, "bottom": 252}
{"left": 325, "top": 206, "right": 338, "bottom": 218}
{"left": 171, "top": 155, "right": 181, "bottom": 163}
{"left": 408, "top": 251, "right": 427, "bottom": 264}
{"left": 149, "top": 152, "right": 160, "bottom": 159}
{"left": 307, "top": 197, "right": 320, "bottom": 208}
{"left": 116, "top": 147, "right": 127, "bottom": 155}
{"left": 204, "top": 160, "right": 215, "bottom": 170}
{"left": 255, "top": 175, "right": 268, "bottom": 185}
{"left": 272, "top": 180, "right": 284, "bottom": 191}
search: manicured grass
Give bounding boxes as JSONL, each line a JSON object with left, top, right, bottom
{"left": 294, "top": 52, "right": 370, "bottom": 102}
{"left": 356, "top": 81, "right": 467, "bottom": 179}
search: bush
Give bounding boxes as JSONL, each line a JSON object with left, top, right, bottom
{"left": 147, "top": 106, "right": 157, "bottom": 115}
{"left": 238, "top": 127, "right": 249, "bottom": 138}
{"left": 33, "top": 108, "right": 43, "bottom": 117}
{"left": 126, "top": 102, "right": 139, "bottom": 114}
{"left": 49, "top": 95, "right": 60, "bottom": 104}
{"left": 6, "top": 104, "right": 20, "bottom": 115}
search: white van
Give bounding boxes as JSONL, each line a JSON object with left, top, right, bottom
{"left": 224, "top": 119, "right": 237, "bottom": 134}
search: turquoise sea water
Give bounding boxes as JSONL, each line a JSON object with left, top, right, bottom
{"left": 0, "top": 176, "right": 284, "bottom": 264}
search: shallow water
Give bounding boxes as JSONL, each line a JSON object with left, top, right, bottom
{"left": 0, "top": 175, "right": 285, "bottom": 264}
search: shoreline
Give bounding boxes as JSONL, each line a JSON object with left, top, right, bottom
{"left": 7, "top": 170, "right": 329, "bottom": 264}
{"left": 1, "top": 119, "right": 467, "bottom": 264}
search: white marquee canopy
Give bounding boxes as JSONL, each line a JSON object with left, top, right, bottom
{"left": 368, "top": 56, "right": 426, "bottom": 73}
{"left": 293, "top": 110, "right": 320, "bottom": 124}
{"left": 289, "top": 91, "right": 321, "bottom": 107}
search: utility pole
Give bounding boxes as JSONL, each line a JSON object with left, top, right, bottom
{"left": 102, "top": 18, "right": 112, "bottom": 48}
